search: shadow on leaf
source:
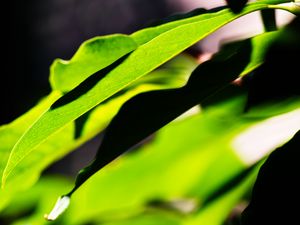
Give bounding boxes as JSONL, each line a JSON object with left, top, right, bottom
{"left": 245, "top": 18, "right": 300, "bottom": 111}
{"left": 51, "top": 54, "right": 130, "bottom": 109}
{"left": 67, "top": 39, "right": 253, "bottom": 195}
{"left": 225, "top": 0, "right": 249, "bottom": 14}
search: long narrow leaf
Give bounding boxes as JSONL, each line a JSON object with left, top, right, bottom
{"left": 2, "top": 1, "right": 290, "bottom": 187}
{"left": 67, "top": 30, "right": 282, "bottom": 195}
{"left": 0, "top": 55, "right": 195, "bottom": 208}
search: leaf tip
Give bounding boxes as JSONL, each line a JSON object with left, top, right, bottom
{"left": 44, "top": 196, "right": 70, "bottom": 221}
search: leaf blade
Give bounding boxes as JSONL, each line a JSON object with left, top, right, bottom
{"left": 67, "top": 30, "right": 282, "bottom": 194}
{"left": 2, "top": 2, "right": 277, "bottom": 186}
{"left": 0, "top": 55, "right": 195, "bottom": 192}
{"left": 50, "top": 34, "right": 138, "bottom": 93}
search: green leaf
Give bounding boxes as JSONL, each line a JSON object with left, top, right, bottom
{"left": 0, "top": 55, "right": 195, "bottom": 200}
{"left": 185, "top": 167, "right": 258, "bottom": 225}
{"left": 0, "top": 176, "right": 71, "bottom": 219}
{"left": 67, "top": 30, "right": 282, "bottom": 194}
{"left": 0, "top": 92, "right": 61, "bottom": 210}
{"left": 130, "top": 0, "right": 288, "bottom": 46}
{"left": 53, "top": 91, "right": 252, "bottom": 225}
{"left": 50, "top": 34, "right": 138, "bottom": 93}
{"left": 67, "top": 39, "right": 253, "bottom": 194}
{"left": 99, "top": 213, "right": 181, "bottom": 225}
{"left": 1, "top": 0, "right": 290, "bottom": 187}
{"left": 50, "top": 8, "right": 212, "bottom": 93}
{"left": 130, "top": 8, "right": 215, "bottom": 46}
{"left": 59, "top": 88, "right": 299, "bottom": 224}
{"left": 240, "top": 31, "right": 279, "bottom": 76}
{"left": 245, "top": 18, "right": 300, "bottom": 111}
{"left": 258, "top": 0, "right": 289, "bottom": 3}
{"left": 5, "top": 87, "right": 299, "bottom": 225}
{"left": 49, "top": 7, "right": 217, "bottom": 94}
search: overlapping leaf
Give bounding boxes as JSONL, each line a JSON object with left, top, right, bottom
{"left": 50, "top": 34, "right": 138, "bottom": 92}
{"left": 0, "top": 1, "right": 298, "bottom": 225}
{"left": 4, "top": 1, "right": 286, "bottom": 186}
{"left": 50, "top": 8, "right": 211, "bottom": 93}
{"left": 0, "top": 92, "right": 61, "bottom": 210}
{"left": 67, "top": 31, "right": 282, "bottom": 194}
{"left": 0, "top": 55, "right": 196, "bottom": 210}
{"left": 9, "top": 85, "right": 300, "bottom": 225}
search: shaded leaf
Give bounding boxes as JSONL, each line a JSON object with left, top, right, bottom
{"left": 7, "top": 86, "right": 300, "bottom": 225}
{"left": 68, "top": 39, "right": 253, "bottom": 194}
{"left": 241, "top": 130, "right": 300, "bottom": 225}
{"left": 245, "top": 18, "right": 300, "bottom": 111}
{"left": 260, "top": 9, "right": 277, "bottom": 31}
{"left": 64, "top": 89, "right": 299, "bottom": 224}
{"left": 225, "top": 0, "right": 249, "bottom": 13}
{"left": 56, "top": 90, "right": 254, "bottom": 225}
{"left": 69, "top": 29, "right": 286, "bottom": 194}
{"left": 240, "top": 31, "right": 279, "bottom": 77}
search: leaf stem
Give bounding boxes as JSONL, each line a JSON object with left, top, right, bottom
{"left": 269, "top": 2, "right": 300, "bottom": 15}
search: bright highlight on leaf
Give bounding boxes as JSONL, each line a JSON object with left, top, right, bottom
{"left": 44, "top": 195, "right": 70, "bottom": 221}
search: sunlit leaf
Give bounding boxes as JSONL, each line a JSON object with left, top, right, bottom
{"left": 50, "top": 8, "right": 211, "bottom": 93}
{"left": 3, "top": 2, "right": 284, "bottom": 186}
{"left": 0, "top": 55, "right": 195, "bottom": 207}
{"left": 0, "top": 1, "right": 298, "bottom": 225}
{"left": 50, "top": 34, "right": 138, "bottom": 93}
{"left": 11, "top": 90, "right": 249, "bottom": 225}
{"left": 184, "top": 167, "right": 258, "bottom": 225}
{"left": 5, "top": 86, "right": 299, "bottom": 225}
{"left": 0, "top": 176, "right": 71, "bottom": 225}
{"left": 59, "top": 88, "right": 299, "bottom": 225}
{"left": 67, "top": 30, "right": 282, "bottom": 194}
{"left": 0, "top": 92, "right": 61, "bottom": 211}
